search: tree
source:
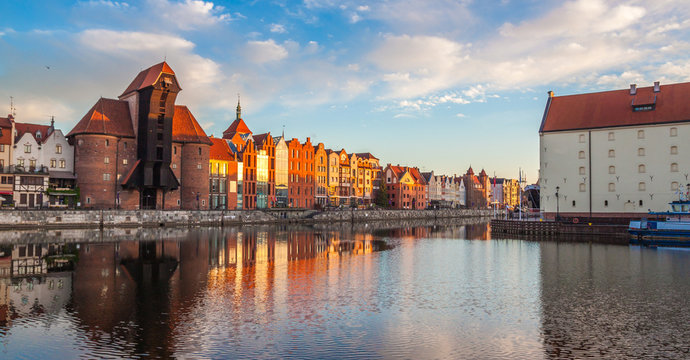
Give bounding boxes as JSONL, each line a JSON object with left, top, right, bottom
{"left": 375, "top": 182, "right": 389, "bottom": 208}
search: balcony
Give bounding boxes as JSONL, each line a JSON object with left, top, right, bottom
{"left": 0, "top": 165, "right": 49, "bottom": 175}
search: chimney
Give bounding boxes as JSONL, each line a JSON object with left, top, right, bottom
{"left": 306, "top": 137, "right": 310, "bottom": 142}
{"left": 547, "top": 90, "right": 554, "bottom": 98}
{"left": 630, "top": 84, "right": 637, "bottom": 95}
{"left": 654, "top": 81, "right": 660, "bottom": 93}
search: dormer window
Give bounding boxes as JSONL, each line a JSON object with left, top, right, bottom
{"left": 36, "top": 131, "right": 42, "bottom": 139}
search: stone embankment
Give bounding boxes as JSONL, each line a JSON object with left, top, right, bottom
{"left": 0, "top": 208, "right": 494, "bottom": 230}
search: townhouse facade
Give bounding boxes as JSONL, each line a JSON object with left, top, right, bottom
{"left": 383, "top": 164, "right": 428, "bottom": 209}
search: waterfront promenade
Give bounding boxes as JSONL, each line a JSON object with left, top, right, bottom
{"left": 0, "top": 208, "right": 494, "bottom": 230}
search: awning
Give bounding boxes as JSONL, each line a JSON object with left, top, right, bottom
{"left": 0, "top": 191, "right": 12, "bottom": 195}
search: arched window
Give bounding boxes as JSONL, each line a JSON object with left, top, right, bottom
{"left": 671, "top": 146, "right": 678, "bottom": 155}
{"left": 638, "top": 182, "right": 646, "bottom": 191}
{"left": 608, "top": 166, "right": 615, "bottom": 174}
{"left": 578, "top": 151, "right": 585, "bottom": 159}
{"left": 670, "top": 127, "right": 678, "bottom": 137}
{"left": 671, "top": 163, "right": 679, "bottom": 172}
{"left": 608, "top": 132, "right": 615, "bottom": 141}
{"left": 608, "top": 183, "right": 615, "bottom": 192}
{"left": 637, "top": 130, "right": 645, "bottom": 139}
{"left": 608, "top": 149, "right": 615, "bottom": 158}
{"left": 579, "top": 166, "right": 586, "bottom": 175}
{"left": 638, "top": 164, "right": 646, "bottom": 173}
{"left": 638, "top": 148, "right": 645, "bottom": 156}
{"left": 579, "top": 183, "right": 586, "bottom": 192}
{"left": 672, "top": 182, "right": 679, "bottom": 191}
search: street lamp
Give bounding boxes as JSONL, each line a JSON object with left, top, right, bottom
{"left": 555, "top": 186, "right": 560, "bottom": 221}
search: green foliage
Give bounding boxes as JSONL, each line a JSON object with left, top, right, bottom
{"left": 375, "top": 182, "right": 389, "bottom": 208}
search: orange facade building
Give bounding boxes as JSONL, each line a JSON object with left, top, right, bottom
{"left": 287, "top": 137, "right": 315, "bottom": 208}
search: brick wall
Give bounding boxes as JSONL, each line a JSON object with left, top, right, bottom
{"left": 179, "top": 142, "right": 210, "bottom": 210}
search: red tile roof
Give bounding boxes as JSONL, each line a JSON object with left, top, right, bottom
{"left": 67, "top": 98, "right": 135, "bottom": 138}
{"left": 222, "top": 118, "right": 252, "bottom": 138}
{"left": 0, "top": 117, "right": 11, "bottom": 145}
{"left": 252, "top": 132, "right": 271, "bottom": 147}
{"left": 541, "top": 82, "right": 690, "bottom": 133}
{"left": 0, "top": 116, "right": 11, "bottom": 128}
{"left": 120, "top": 62, "right": 176, "bottom": 97}
{"left": 172, "top": 106, "right": 212, "bottom": 145}
{"left": 209, "top": 136, "right": 235, "bottom": 161}
{"left": 14, "top": 123, "right": 53, "bottom": 144}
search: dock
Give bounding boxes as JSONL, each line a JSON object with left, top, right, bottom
{"left": 490, "top": 219, "right": 628, "bottom": 239}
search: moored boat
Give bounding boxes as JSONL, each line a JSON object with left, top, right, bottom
{"left": 629, "top": 200, "right": 690, "bottom": 246}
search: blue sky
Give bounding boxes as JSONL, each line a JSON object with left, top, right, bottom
{"left": 1, "top": 0, "right": 690, "bottom": 182}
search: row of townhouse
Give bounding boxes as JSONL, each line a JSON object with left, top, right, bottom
{"left": 53, "top": 62, "right": 385, "bottom": 210}
{"left": 421, "top": 171, "right": 466, "bottom": 208}
{"left": 0, "top": 115, "right": 76, "bottom": 208}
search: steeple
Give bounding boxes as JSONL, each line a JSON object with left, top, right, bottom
{"left": 236, "top": 94, "right": 242, "bottom": 120}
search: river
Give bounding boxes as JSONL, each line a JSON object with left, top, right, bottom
{"left": 0, "top": 220, "right": 688, "bottom": 359}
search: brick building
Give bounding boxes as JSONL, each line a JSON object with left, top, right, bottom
{"left": 314, "top": 143, "right": 328, "bottom": 207}
{"left": 463, "top": 167, "right": 490, "bottom": 208}
{"left": 253, "top": 132, "right": 275, "bottom": 208}
{"left": 222, "top": 100, "right": 257, "bottom": 209}
{"left": 208, "top": 136, "right": 238, "bottom": 209}
{"left": 67, "top": 62, "right": 211, "bottom": 209}
{"left": 287, "top": 137, "right": 315, "bottom": 208}
{"left": 383, "top": 164, "right": 428, "bottom": 209}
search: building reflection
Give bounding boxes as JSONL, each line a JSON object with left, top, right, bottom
{"left": 0, "top": 225, "right": 398, "bottom": 356}
{"left": 0, "top": 243, "right": 77, "bottom": 327}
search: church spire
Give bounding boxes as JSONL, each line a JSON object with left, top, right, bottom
{"left": 236, "top": 93, "right": 242, "bottom": 120}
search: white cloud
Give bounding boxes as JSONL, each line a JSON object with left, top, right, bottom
{"left": 456, "top": 113, "right": 466, "bottom": 118}
{"left": 356, "top": 5, "right": 369, "bottom": 12}
{"left": 151, "top": 0, "right": 231, "bottom": 30}
{"left": 79, "top": 29, "right": 194, "bottom": 53}
{"left": 350, "top": 13, "right": 361, "bottom": 23}
{"left": 245, "top": 39, "right": 289, "bottom": 63}
{"left": 270, "top": 23, "right": 287, "bottom": 33}
{"left": 80, "top": 0, "right": 129, "bottom": 8}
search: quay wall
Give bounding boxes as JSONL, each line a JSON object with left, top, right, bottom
{"left": 0, "top": 208, "right": 494, "bottom": 230}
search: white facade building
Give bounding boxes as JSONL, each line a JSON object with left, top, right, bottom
{"left": 539, "top": 82, "right": 690, "bottom": 219}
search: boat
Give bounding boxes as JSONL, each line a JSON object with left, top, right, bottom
{"left": 629, "top": 200, "right": 690, "bottom": 246}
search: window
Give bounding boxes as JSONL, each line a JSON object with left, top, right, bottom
{"left": 78, "top": 139, "right": 83, "bottom": 146}
{"left": 670, "top": 127, "right": 677, "bottom": 137}
{"left": 672, "top": 182, "right": 679, "bottom": 191}
{"left": 104, "top": 156, "right": 110, "bottom": 164}
{"left": 59, "top": 159, "right": 65, "bottom": 168}
{"left": 671, "top": 146, "right": 678, "bottom": 155}
{"left": 579, "top": 134, "right": 585, "bottom": 143}
{"left": 29, "top": 159, "right": 36, "bottom": 168}
{"left": 572, "top": 200, "right": 576, "bottom": 207}
{"left": 197, "top": 163, "right": 202, "bottom": 170}
{"left": 579, "top": 167, "right": 586, "bottom": 175}
{"left": 103, "top": 173, "right": 111, "bottom": 181}
{"left": 608, "top": 166, "right": 615, "bottom": 174}
{"left": 638, "top": 182, "right": 646, "bottom": 191}
{"left": 56, "top": 144, "right": 62, "bottom": 154}
{"left": 639, "top": 200, "right": 644, "bottom": 206}
{"left": 608, "top": 183, "right": 615, "bottom": 192}
{"left": 637, "top": 130, "right": 645, "bottom": 139}
{"left": 638, "top": 164, "right": 646, "bottom": 173}
{"left": 578, "top": 151, "right": 585, "bottom": 159}
{"left": 608, "top": 132, "right": 615, "bottom": 141}
{"left": 608, "top": 149, "right": 615, "bottom": 158}
{"left": 18, "top": 159, "right": 25, "bottom": 167}
{"left": 638, "top": 148, "right": 645, "bottom": 156}
{"left": 604, "top": 200, "right": 609, "bottom": 207}
{"left": 24, "top": 144, "right": 31, "bottom": 153}
{"left": 671, "top": 163, "right": 679, "bottom": 172}
{"left": 105, "top": 139, "right": 110, "bottom": 146}
{"left": 123, "top": 159, "right": 128, "bottom": 165}
{"left": 87, "top": 197, "right": 91, "bottom": 204}
{"left": 579, "top": 183, "right": 586, "bottom": 192}
{"left": 50, "top": 159, "right": 56, "bottom": 168}
{"left": 0, "top": 144, "right": 4, "bottom": 152}
{"left": 124, "top": 142, "right": 128, "bottom": 149}
{"left": 172, "top": 163, "right": 177, "bottom": 169}
{"left": 198, "top": 147, "right": 202, "bottom": 155}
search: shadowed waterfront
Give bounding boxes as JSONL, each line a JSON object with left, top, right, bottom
{"left": 0, "top": 221, "right": 688, "bottom": 359}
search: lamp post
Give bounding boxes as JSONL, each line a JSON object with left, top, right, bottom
{"left": 555, "top": 186, "right": 560, "bottom": 221}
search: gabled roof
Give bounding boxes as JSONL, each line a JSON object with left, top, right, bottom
{"left": 0, "top": 116, "right": 11, "bottom": 128}
{"left": 253, "top": 132, "right": 271, "bottom": 147}
{"left": 355, "top": 152, "right": 378, "bottom": 160}
{"left": 172, "top": 105, "right": 212, "bottom": 145}
{"left": 121, "top": 62, "right": 176, "bottom": 97}
{"left": 209, "top": 136, "right": 235, "bottom": 161}
{"left": 222, "top": 118, "right": 252, "bottom": 138}
{"left": 541, "top": 82, "right": 690, "bottom": 133}
{"left": 387, "top": 165, "right": 427, "bottom": 186}
{"left": 67, "top": 98, "right": 135, "bottom": 138}
{"left": 15, "top": 123, "right": 53, "bottom": 144}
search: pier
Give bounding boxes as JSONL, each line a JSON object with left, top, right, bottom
{"left": 490, "top": 219, "right": 628, "bottom": 239}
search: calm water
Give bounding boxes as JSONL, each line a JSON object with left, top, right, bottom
{"left": 0, "top": 221, "right": 689, "bottom": 359}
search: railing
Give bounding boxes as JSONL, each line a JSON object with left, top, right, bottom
{"left": 0, "top": 165, "right": 50, "bottom": 175}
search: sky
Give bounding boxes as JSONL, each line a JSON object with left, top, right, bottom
{"left": 2, "top": 0, "right": 690, "bottom": 183}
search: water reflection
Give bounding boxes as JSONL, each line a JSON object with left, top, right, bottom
{"left": 0, "top": 221, "right": 687, "bottom": 359}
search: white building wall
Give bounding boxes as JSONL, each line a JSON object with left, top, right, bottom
{"left": 42, "top": 129, "right": 74, "bottom": 173}
{"left": 14, "top": 134, "right": 40, "bottom": 169}
{"left": 540, "top": 122, "right": 689, "bottom": 216}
